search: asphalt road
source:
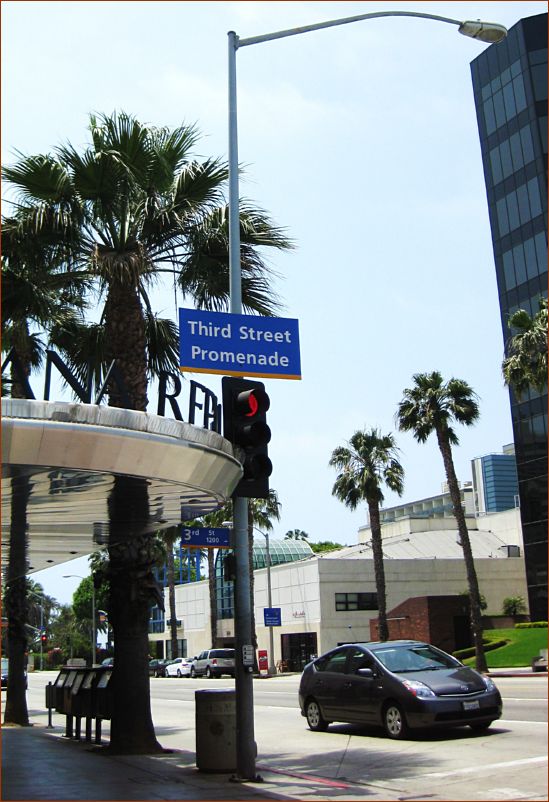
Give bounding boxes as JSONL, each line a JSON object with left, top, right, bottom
{"left": 10, "top": 671, "right": 549, "bottom": 801}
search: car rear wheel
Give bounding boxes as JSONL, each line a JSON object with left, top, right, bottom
{"left": 383, "top": 702, "right": 408, "bottom": 739}
{"left": 206, "top": 667, "right": 212, "bottom": 678}
{"left": 177, "top": 670, "right": 182, "bottom": 677}
{"left": 305, "top": 699, "right": 329, "bottom": 732}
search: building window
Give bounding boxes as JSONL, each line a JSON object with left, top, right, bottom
{"left": 335, "top": 592, "right": 378, "bottom": 611}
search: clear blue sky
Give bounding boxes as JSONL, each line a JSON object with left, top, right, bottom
{"left": 3, "top": 1, "right": 545, "bottom": 605}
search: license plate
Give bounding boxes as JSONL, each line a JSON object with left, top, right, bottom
{"left": 463, "top": 700, "right": 480, "bottom": 711}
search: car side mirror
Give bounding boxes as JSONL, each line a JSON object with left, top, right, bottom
{"left": 357, "top": 667, "right": 374, "bottom": 678}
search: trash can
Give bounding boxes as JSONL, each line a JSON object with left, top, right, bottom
{"left": 195, "top": 689, "right": 236, "bottom": 773}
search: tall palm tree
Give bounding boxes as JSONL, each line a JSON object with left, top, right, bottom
{"left": 329, "top": 429, "right": 404, "bottom": 642}
{"left": 2, "top": 225, "right": 86, "bottom": 726}
{"left": 502, "top": 297, "right": 548, "bottom": 397}
{"left": 3, "top": 111, "right": 291, "bottom": 752}
{"left": 396, "top": 371, "right": 487, "bottom": 672}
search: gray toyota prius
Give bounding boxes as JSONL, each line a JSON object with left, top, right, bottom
{"left": 298, "top": 640, "right": 502, "bottom": 739}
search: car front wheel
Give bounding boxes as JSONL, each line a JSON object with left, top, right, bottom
{"left": 469, "top": 721, "right": 493, "bottom": 732}
{"left": 383, "top": 702, "right": 408, "bottom": 739}
{"left": 305, "top": 699, "right": 329, "bottom": 732}
{"left": 190, "top": 667, "right": 196, "bottom": 678}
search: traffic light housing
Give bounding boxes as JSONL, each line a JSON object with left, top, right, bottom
{"left": 222, "top": 377, "right": 272, "bottom": 498}
{"left": 40, "top": 632, "right": 47, "bottom": 644}
{"left": 223, "top": 552, "right": 237, "bottom": 582}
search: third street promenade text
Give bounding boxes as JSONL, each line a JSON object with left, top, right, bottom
{"left": 188, "top": 319, "right": 293, "bottom": 367}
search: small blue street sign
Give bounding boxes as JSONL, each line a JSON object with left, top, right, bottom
{"left": 264, "top": 607, "right": 282, "bottom": 627}
{"left": 180, "top": 527, "right": 232, "bottom": 549}
{"left": 179, "top": 308, "right": 301, "bottom": 380}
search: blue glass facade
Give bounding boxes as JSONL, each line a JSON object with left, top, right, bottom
{"left": 480, "top": 454, "right": 519, "bottom": 513}
{"left": 471, "top": 13, "right": 547, "bottom": 620}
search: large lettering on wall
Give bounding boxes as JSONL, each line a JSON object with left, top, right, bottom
{"left": 1, "top": 348, "right": 221, "bottom": 433}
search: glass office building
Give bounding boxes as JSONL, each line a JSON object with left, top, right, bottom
{"left": 471, "top": 13, "right": 547, "bottom": 620}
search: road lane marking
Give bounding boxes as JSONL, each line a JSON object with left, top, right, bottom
{"left": 421, "top": 755, "right": 547, "bottom": 779}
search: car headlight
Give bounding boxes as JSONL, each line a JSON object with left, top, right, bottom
{"left": 402, "top": 679, "right": 436, "bottom": 698}
{"left": 482, "top": 676, "right": 497, "bottom": 692}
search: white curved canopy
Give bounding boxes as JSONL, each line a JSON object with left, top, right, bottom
{"left": 2, "top": 400, "right": 242, "bottom": 574}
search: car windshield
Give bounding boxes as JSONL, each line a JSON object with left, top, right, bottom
{"left": 374, "top": 644, "right": 460, "bottom": 673}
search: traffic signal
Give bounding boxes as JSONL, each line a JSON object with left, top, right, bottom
{"left": 223, "top": 553, "right": 237, "bottom": 582}
{"left": 222, "top": 377, "right": 272, "bottom": 498}
{"left": 40, "top": 632, "right": 47, "bottom": 644}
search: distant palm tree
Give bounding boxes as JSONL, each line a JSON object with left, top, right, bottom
{"left": 396, "top": 371, "right": 487, "bottom": 672}
{"left": 3, "top": 111, "right": 291, "bottom": 753}
{"left": 329, "top": 428, "right": 404, "bottom": 641}
{"left": 502, "top": 297, "right": 547, "bottom": 397}
{"left": 284, "top": 529, "right": 309, "bottom": 541}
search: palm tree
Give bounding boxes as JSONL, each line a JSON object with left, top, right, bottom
{"left": 396, "top": 371, "right": 487, "bottom": 672}
{"left": 2, "top": 223, "right": 86, "bottom": 726}
{"left": 502, "top": 297, "right": 548, "bottom": 397}
{"left": 329, "top": 429, "right": 404, "bottom": 642}
{"left": 284, "top": 529, "right": 309, "bottom": 541}
{"left": 3, "top": 111, "right": 291, "bottom": 752}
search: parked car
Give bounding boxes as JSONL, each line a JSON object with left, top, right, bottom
{"left": 149, "top": 658, "right": 170, "bottom": 677}
{"left": 298, "top": 639, "right": 502, "bottom": 739}
{"left": 191, "top": 648, "right": 235, "bottom": 678}
{"left": 164, "top": 657, "right": 193, "bottom": 677}
{"left": 101, "top": 657, "right": 114, "bottom": 668}
{"left": 1, "top": 657, "right": 27, "bottom": 689}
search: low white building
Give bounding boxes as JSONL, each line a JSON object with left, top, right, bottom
{"left": 154, "top": 509, "right": 528, "bottom": 671}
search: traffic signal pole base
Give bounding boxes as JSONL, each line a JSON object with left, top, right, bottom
{"left": 230, "top": 773, "right": 264, "bottom": 784}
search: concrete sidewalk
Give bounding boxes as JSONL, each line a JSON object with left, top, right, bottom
{"left": 1, "top": 723, "right": 397, "bottom": 802}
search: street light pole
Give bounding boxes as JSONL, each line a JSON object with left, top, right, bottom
{"left": 227, "top": 8, "right": 506, "bottom": 782}
{"left": 27, "top": 589, "right": 45, "bottom": 670}
{"left": 63, "top": 574, "right": 96, "bottom": 666}
{"left": 256, "top": 529, "right": 276, "bottom": 676}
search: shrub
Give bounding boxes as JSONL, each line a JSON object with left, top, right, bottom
{"left": 502, "top": 596, "right": 527, "bottom": 616}
{"left": 515, "top": 621, "right": 548, "bottom": 629}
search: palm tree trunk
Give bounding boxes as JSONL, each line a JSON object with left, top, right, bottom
{"left": 367, "top": 500, "right": 389, "bottom": 642}
{"left": 208, "top": 550, "right": 218, "bottom": 648}
{"left": 166, "top": 542, "right": 178, "bottom": 660}
{"left": 107, "top": 475, "right": 162, "bottom": 753}
{"left": 436, "top": 430, "right": 487, "bottom": 673}
{"left": 104, "top": 282, "right": 163, "bottom": 752}
{"left": 3, "top": 472, "right": 31, "bottom": 726}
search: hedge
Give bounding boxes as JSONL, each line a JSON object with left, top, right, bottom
{"left": 453, "top": 639, "right": 508, "bottom": 661}
{"left": 515, "top": 622, "right": 548, "bottom": 629}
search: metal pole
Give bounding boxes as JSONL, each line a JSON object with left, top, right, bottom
{"left": 91, "top": 584, "right": 96, "bottom": 666}
{"left": 39, "top": 602, "right": 44, "bottom": 671}
{"left": 265, "top": 532, "right": 276, "bottom": 676}
{"left": 228, "top": 30, "right": 258, "bottom": 783}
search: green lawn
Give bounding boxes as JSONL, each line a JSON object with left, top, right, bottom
{"left": 463, "top": 627, "right": 548, "bottom": 668}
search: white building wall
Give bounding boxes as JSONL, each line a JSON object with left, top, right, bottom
{"left": 161, "top": 552, "right": 527, "bottom": 664}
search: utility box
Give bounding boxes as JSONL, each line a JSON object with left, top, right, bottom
{"left": 195, "top": 689, "right": 236, "bottom": 773}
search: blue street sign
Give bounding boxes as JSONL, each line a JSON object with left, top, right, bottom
{"left": 179, "top": 308, "right": 301, "bottom": 380}
{"left": 264, "top": 607, "right": 282, "bottom": 627}
{"left": 180, "top": 527, "right": 231, "bottom": 549}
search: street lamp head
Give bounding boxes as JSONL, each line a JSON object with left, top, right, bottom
{"left": 458, "top": 20, "right": 507, "bottom": 44}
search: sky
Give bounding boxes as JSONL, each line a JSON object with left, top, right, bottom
{"left": 3, "top": 0, "right": 546, "bottom": 606}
